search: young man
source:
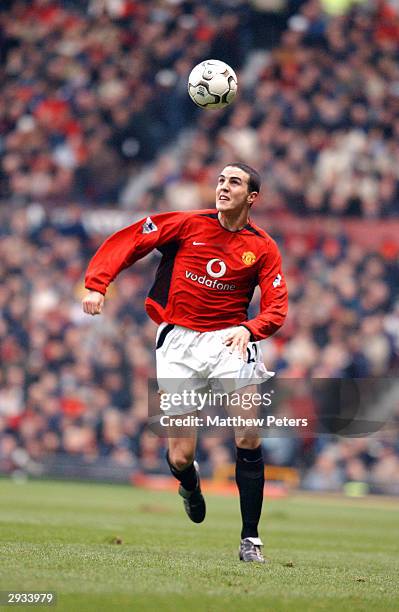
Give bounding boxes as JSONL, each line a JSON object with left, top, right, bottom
{"left": 82, "top": 163, "right": 288, "bottom": 563}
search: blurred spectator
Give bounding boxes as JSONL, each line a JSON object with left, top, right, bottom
{"left": 1, "top": 0, "right": 399, "bottom": 493}
{"left": 302, "top": 450, "right": 343, "bottom": 491}
{"left": 2, "top": 0, "right": 399, "bottom": 217}
{"left": 0, "top": 0, "right": 254, "bottom": 205}
{"left": 0, "top": 203, "right": 397, "bottom": 491}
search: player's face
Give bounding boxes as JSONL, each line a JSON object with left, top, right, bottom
{"left": 216, "top": 167, "right": 257, "bottom": 213}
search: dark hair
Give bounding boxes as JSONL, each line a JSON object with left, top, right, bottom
{"left": 225, "top": 162, "right": 261, "bottom": 194}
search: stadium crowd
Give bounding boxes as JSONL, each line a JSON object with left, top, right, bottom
{"left": 0, "top": 0, "right": 399, "bottom": 493}
{"left": 0, "top": 0, "right": 261, "bottom": 205}
{"left": 0, "top": 205, "right": 398, "bottom": 492}
{"left": 1, "top": 0, "right": 399, "bottom": 217}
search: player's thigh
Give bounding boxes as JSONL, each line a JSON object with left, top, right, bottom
{"left": 156, "top": 324, "right": 211, "bottom": 419}
{"left": 156, "top": 324, "right": 206, "bottom": 390}
{"left": 155, "top": 323, "right": 186, "bottom": 379}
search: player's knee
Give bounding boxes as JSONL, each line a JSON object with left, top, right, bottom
{"left": 235, "top": 435, "right": 261, "bottom": 450}
{"left": 168, "top": 448, "right": 195, "bottom": 471}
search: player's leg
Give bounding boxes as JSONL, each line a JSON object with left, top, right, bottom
{"left": 155, "top": 324, "right": 207, "bottom": 523}
{"left": 167, "top": 433, "right": 206, "bottom": 523}
{"left": 235, "top": 431, "right": 265, "bottom": 563}
{"left": 209, "top": 330, "right": 269, "bottom": 562}
{"left": 167, "top": 434, "right": 197, "bottom": 489}
{"left": 211, "top": 329, "right": 271, "bottom": 561}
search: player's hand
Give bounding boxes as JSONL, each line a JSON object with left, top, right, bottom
{"left": 223, "top": 326, "right": 251, "bottom": 360}
{"left": 82, "top": 290, "right": 104, "bottom": 316}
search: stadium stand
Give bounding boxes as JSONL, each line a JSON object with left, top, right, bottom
{"left": 0, "top": 0, "right": 398, "bottom": 494}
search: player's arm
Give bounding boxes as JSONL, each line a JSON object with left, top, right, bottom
{"left": 82, "top": 212, "right": 185, "bottom": 315}
{"left": 241, "top": 239, "right": 288, "bottom": 341}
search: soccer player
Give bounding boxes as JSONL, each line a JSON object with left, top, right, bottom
{"left": 82, "top": 163, "right": 288, "bottom": 563}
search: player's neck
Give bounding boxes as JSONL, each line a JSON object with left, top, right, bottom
{"left": 218, "top": 210, "right": 249, "bottom": 232}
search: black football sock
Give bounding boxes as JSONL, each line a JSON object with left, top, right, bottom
{"left": 235, "top": 445, "right": 265, "bottom": 540}
{"left": 166, "top": 451, "right": 198, "bottom": 492}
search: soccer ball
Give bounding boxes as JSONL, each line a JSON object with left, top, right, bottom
{"left": 188, "top": 59, "right": 237, "bottom": 110}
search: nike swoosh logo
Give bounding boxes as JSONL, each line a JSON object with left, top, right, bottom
{"left": 193, "top": 241, "right": 207, "bottom": 246}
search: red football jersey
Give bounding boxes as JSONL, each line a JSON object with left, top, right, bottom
{"left": 85, "top": 209, "right": 288, "bottom": 341}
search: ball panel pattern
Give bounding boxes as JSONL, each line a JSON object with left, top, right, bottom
{"left": 188, "top": 59, "right": 237, "bottom": 109}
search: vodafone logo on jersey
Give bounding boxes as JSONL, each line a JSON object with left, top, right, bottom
{"left": 206, "top": 258, "right": 226, "bottom": 278}
{"left": 185, "top": 258, "right": 235, "bottom": 291}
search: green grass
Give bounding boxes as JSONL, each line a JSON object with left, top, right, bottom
{"left": 0, "top": 480, "right": 398, "bottom": 611}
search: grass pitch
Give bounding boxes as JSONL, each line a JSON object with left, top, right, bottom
{"left": 0, "top": 479, "right": 398, "bottom": 612}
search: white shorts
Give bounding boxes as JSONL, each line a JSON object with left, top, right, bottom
{"left": 155, "top": 322, "right": 274, "bottom": 415}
